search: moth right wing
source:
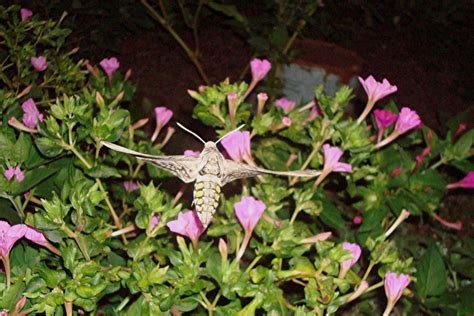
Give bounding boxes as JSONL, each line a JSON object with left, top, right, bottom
{"left": 220, "top": 159, "right": 321, "bottom": 186}
{"left": 101, "top": 141, "right": 200, "bottom": 183}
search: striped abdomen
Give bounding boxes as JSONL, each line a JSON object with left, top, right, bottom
{"left": 193, "top": 179, "right": 221, "bottom": 228}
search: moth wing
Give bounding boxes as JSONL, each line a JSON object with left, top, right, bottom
{"left": 101, "top": 141, "right": 199, "bottom": 183}
{"left": 220, "top": 159, "right": 320, "bottom": 185}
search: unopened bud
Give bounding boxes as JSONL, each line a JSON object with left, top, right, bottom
{"left": 124, "top": 68, "right": 132, "bottom": 81}
{"left": 96, "top": 91, "right": 105, "bottom": 109}
{"left": 218, "top": 238, "right": 228, "bottom": 261}
{"left": 17, "top": 84, "right": 32, "bottom": 99}
{"left": 131, "top": 118, "right": 149, "bottom": 130}
{"left": 187, "top": 89, "right": 199, "bottom": 99}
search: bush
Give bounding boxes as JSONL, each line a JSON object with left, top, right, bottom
{"left": 1, "top": 5, "right": 473, "bottom": 315}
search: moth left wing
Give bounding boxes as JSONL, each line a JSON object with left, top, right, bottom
{"left": 101, "top": 141, "right": 200, "bottom": 183}
{"left": 220, "top": 159, "right": 320, "bottom": 186}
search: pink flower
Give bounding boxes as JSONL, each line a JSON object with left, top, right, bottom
{"left": 447, "top": 171, "right": 474, "bottom": 189}
{"left": 151, "top": 106, "right": 173, "bottom": 141}
{"left": 20, "top": 8, "right": 33, "bottom": 21}
{"left": 282, "top": 116, "right": 292, "bottom": 127}
{"left": 308, "top": 106, "right": 320, "bottom": 121}
{"left": 184, "top": 150, "right": 200, "bottom": 158}
{"left": 257, "top": 93, "right": 268, "bottom": 102}
{"left": 353, "top": 215, "right": 362, "bottom": 225}
{"left": 323, "top": 144, "right": 352, "bottom": 173}
{"left": 250, "top": 58, "right": 272, "bottom": 82}
{"left": 434, "top": 214, "right": 462, "bottom": 230}
{"left": 341, "top": 242, "right": 361, "bottom": 271}
{"left": 234, "top": 196, "right": 266, "bottom": 232}
{"left": 30, "top": 56, "right": 47, "bottom": 72}
{"left": 374, "top": 109, "right": 398, "bottom": 130}
{"left": 0, "top": 221, "right": 27, "bottom": 256}
{"left": 395, "top": 107, "right": 421, "bottom": 134}
{"left": 4, "top": 166, "right": 24, "bottom": 183}
{"left": 123, "top": 180, "right": 140, "bottom": 192}
{"left": 99, "top": 57, "right": 120, "bottom": 78}
{"left": 221, "top": 131, "right": 252, "bottom": 162}
{"left": 383, "top": 272, "right": 411, "bottom": 316}
{"left": 359, "top": 75, "right": 398, "bottom": 104}
{"left": 275, "top": 97, "right": 296, "bottom": 114}
{"left": 391, "top": 167, "right": 402, "bottom": 178}
{"left": 21, "top": 98, "right": 44, "bottom": 129}
{"left": 24, "top": 227, "right": 48, "bottom": 246}
{"left": 167, "top": 210, "right": 204, "bottom": 241}
{"left": 148, "top": 213, "right": 161, "bottom": 233}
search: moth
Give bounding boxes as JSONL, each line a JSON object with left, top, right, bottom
{"left": 101, "top": 123, "right": 320, "bottom": 228}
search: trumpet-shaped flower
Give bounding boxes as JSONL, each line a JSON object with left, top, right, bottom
{"left": 282, "top": 116, "right": 292, "bottom": 127}
{"left": 234, "top": 196, "right": 266, "bottom": 232}
{"left": 250, "top": 58, "right": 271, "bottom": 82}
{"left": 100, "top": 57, "right": 120, "bottom": 78}
{"left": 31, "top": 56, "right": 47, "bottom": 72}
{"left": 395, "top": 107, "right": 421, "bottom": 134}
{"left": 383, "top": 272, "right": 411, "bottom": 316}
{"left": 0, "top": 221, "right": 27, "bottom": 256}
{"left": 256, "top": 92, "right": 268, "bottom": 116}
{"left": 148, "top": 213, "right": 161, "bottom": 233}
{"left": 21, "top": 98, "right": 44, "bottom": 129}
{"left": 359, "top": 75, "right": 398, "bottom": 105}
{"left": 4, "top": 166, "right": 24, "bottom": 183}
{"left": 20, "top": 8, "right": 33, "bottom": 21}
{"left": 221, "top": 131, "right": 252, "bottom": 162}
{"left": 323, "top": 144, "right": 352, "bottom": 173}
{"left": 374, "top": 109, "right": 398, "bottom": 130}
{"left": 123, "top": 180, "right": 140, "bottom": 192}
{"left": 275, "top": 97, "right": 296, "bottom": 114}
{"left": 167, "top": 210, "right": 204, "bottom": 242}
{"left": 339, "top": 242, "right": 361, "bottom": 278}
{"left": 447, "top": 171, "right": 474, "bottom": 189}
{"left": 151, "top": 106, "right": 173, "bottom": 141}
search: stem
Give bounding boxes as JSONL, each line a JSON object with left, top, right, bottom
{"left": 362, "top": 261, "right": 375, "bottom": 282}
{"left": 375, "top": 131, "right": 400, "bottom": 149}
{"left": 236, "top": 230, "right": 252, "bottom": 262}
{"left": 430, "top": 158, "right": 445, "bottom": 170}
{"left": 289, "top": 208, "right": 301, "bottom": 225}
{"left": 245, "top": 256, "right": 262, "bottom": 273}
{"left": 1, "top": 255, "right": 11, "bottom": 287}
{"left": 141, "top": 0, "right": 209, "bottom": 84}
{"left": 65, "top": 301, "right": 73, "bottom": 316}
{"left": 134, "top": 235, "right": 151, "bottom": 261}
{"left": 289, "top": 142, "right": 321, "bottom": 186}
{"left": 365, "top": 280, "right": 383, "bottom": 293}
{"left": 63, "top": 225, "right": 90, "bottom": 261}
{"left": 0, "top": 193, "right": 24, "bottom": 219}
{"left": 357, "top": 100, "right": 375, "bottom": 124}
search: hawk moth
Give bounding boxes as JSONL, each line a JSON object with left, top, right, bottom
{"left": 101, "top": 123, "right": 320, "bottom": 228}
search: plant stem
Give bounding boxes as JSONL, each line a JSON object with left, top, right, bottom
{"left": 0, "top": 193, "right": 24, "bottom": 219}
{"left": 362, "top": 261, "right": 375, "bottom": 282}
{"left": 1, "top": 255, "right": 11, "bottom": 287}
{"left": 245, "top": 256, "right": 262, "bottom": 273}
{"left": 63, "top": 225, "right": 90, "bottom": 261}
{"left": 65, "top": 301, "right": 73, "bottom": 316}
{"left": 430, "top": 158, "right": 445, "bottom": 170}
{"left": 134, "top": 235, "right": 151, "bottom": 261}
{"left": 141, "top": 0, "right": 209, "bottom": 84}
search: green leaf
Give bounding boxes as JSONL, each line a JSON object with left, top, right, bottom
{"left": 415, "top": 243, "right": 447, "bottom": 298}
{"left": 35, "top": 137, "right": 64, "bottom": 157}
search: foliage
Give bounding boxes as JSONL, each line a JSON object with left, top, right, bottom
{"left": 0, "top": 5, "right": 473, "bottom": 315}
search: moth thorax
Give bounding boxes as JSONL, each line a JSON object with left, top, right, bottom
{"left": 193, "top": 180, "right": 221, "bottom": 228}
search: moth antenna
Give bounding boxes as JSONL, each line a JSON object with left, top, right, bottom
{"left": 215, "top": 124, "right": 246, "bottom": 144}
{"left": 176, "top": 122, "right": 206, "bottom": 144}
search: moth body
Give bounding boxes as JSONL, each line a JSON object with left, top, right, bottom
{"left": 193, "top": 175, "right": 221, "bottom": 228}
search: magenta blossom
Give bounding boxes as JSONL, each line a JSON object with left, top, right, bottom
{"left": 359, "top": 75, "right": 398, "bottom": 104}
{"left": 4, "top": 166, "right": 24, "bottom": 183}
{"left": 30, "top": 56, "right": 47, "bottom": 72}
{"left": 234, "top": 196, "right": 266, "bottom": 232}
{"left": 383, "top": 272, "right": 411, "bottom": 316}
{"left": 257, "top": 92, "right": 268, "bottom": 116}
{"left": 250, "top": 58, "right": 272, "bottom": 82}
{"left": 257, "top": 93, "right": 268, "bottom": 102}
{"left": 221, "top": 131, "right": 252, "bottom": 162}
{"left": 308, "top": 106, "right": 320, "bottom": 121}
{"left": 323, "top": 144, "right": 352, "bottom": 173}
{"left": 447, "top": 171, "right": 474, "bottom": 189}
{"left": 0, "top": 221, "right": 27, "bottom": 257}
{"left": 20, "top": 8, "right": 33, "bottom": 21}
{"left": 100, "top": 57, "right": 120, "bottom": 78}
{"left": 184, "top": 150, "right": 200, "bottom": 158}
{"left": 151, "top": 106, "right": 173, "bottom": 141}
{"left": 167, "top": 210, "right": 204, "bottom": 241}
{"left": 353, "top": 215, "right": 362, "bottom": 225}
{"left": 275, "top": 97, "right": 296, "bottom": 114}
{"left": 21, "top": 98, "right": 44, "bottom": 129}
{"left": 374, "top": 109, "right": 398, "bottom": 130}
{"left": 339, "top": 242, "right": 362, "bottom": 278}
{"left": 282, "top": 116, "right": 292, "bottom": 127}
{"left": 24, "top": 227, "right": 48, "bottom": 246}
{"left": 123, "top": 180, "right": 140, "bottom": 192}
{"left": 395, "top": 107, "right": 421, "bottom": 134}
